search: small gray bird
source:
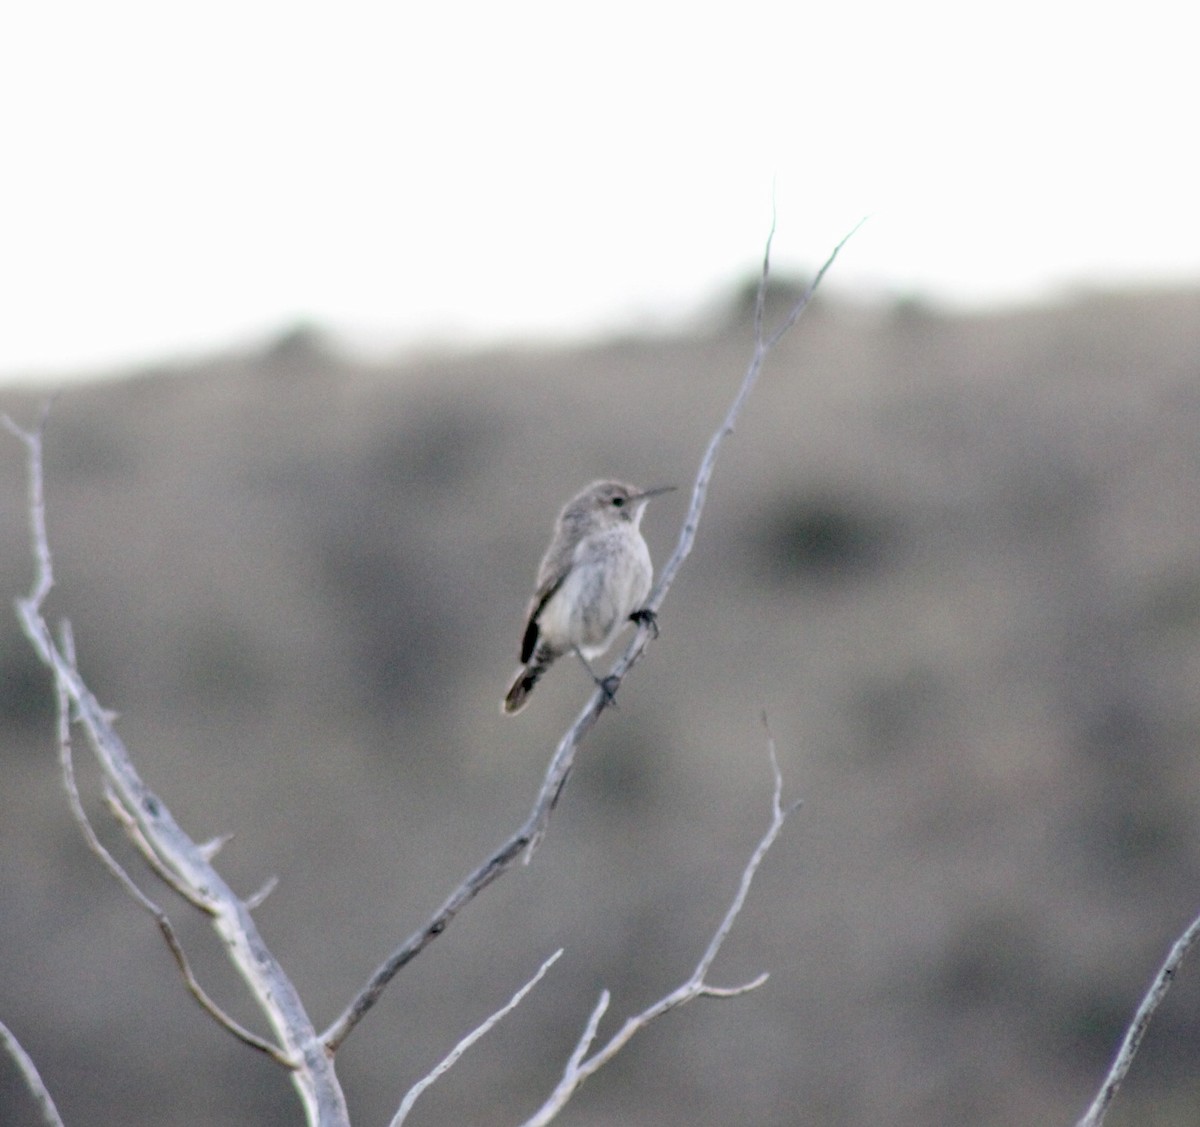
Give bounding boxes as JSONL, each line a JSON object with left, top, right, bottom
{"left": 503, "top": 480, "right": 673, "bottom": 714}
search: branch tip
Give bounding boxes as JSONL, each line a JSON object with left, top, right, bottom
{"left": 391, "top": 949, "right": 564, "bottom": 1126}
{"left": 701, "top": 971, "right": 770, "bottom": 998}
{"left": 245, "top": 875, "right": 279, "bottom": 911}
{"left": 199, "top": 832, "right": 235, "bottom": 861}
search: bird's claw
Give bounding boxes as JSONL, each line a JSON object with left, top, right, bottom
{"left": 629, "top": 607, "right": 659, "bottom": 638}
{"left": 598, "top": 674, "right": 620, "bottom": 707}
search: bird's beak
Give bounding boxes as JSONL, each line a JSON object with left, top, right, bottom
{"left": 636, "top": 485, "right": 676, "bottom": 501}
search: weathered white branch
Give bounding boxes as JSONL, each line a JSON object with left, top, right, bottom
{"left": 520, "top": 727, "right": 798, "bottom": 1126}
{"left": 3, "top": 416, "right": 350, "bottom": 1125}
{"left": 0, "top": 1018, "right": 65, "bottom": 1127}
{"left": 321, "top": 223, "right": 859, "bottom": 1054}
{"left": 50, "top": 635, "right": 291, "bottom": 1064}
{"left": 1076, "top": 908, "right": 1200, "bottom": 1127}
{"left": 390, "top": 950, "right": 564, "bottom": 1126}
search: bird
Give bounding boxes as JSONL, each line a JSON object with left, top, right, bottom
{"left": 502, "top": 480, "right": 673, "bottom": 714}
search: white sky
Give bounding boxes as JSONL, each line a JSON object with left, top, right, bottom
{"left": 1, "top": 0, "right": 1196, "bottom": 383}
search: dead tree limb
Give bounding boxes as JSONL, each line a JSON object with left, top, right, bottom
{"left": 3, "top": 415, "right": 350, "bottom": 1126}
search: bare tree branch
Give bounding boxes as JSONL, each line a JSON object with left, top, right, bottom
{"left": 4, "top": 415, "right": 350, "bottom": 1125}
{"left": 0, "top": 1018, "right": 65, "bottom": 1127}
{"left": 520, "top": 726, "right": 798, "bottom": 1126}
{"left": 321, "top": 833, "right": 532, "bottom": 1053}
{"left": 1076, "top": 908, "right": 1200, "bottom": 1127}
{"left": 650, "top": 216, "right": 867, "bottom": 617}
{"left": 390, "top": 950, "right": 564, "bottom": 1127}
{"left": 320, "top": 222, "right": 860, "bottom": 1054}
{"left": 51, "top": 625, "right": 292, "bottom": 1063}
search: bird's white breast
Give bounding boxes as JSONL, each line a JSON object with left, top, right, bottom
{"left": 537, "top": 525, "right": 652, "bottom": 659}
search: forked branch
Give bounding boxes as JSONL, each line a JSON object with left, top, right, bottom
{"left": 520, "top": 727, "right": 799, "bottom": 1126}
{"left": 3, "top": 416, "right": 349, "bottom": 1126}
{"left": 52, "top": 626, "right": 290, "bottom": 1064}
{"left": 385, "top": 729, "right": 796, "bottom": 1127}
{"left": 320, "top": 221, "right": 861, "bottom": 1054}
{"left": 3, "top": 221, "right": 859, "bottom": 1110}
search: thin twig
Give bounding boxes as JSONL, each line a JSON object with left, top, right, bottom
{"left": 3, "top": 405, "right": 56, "bottom": 608}
{"left": 1076, "top": 909, "right": 1200, "bottom": 1127}
{"left": 563, "top": 989, "right": 610, "bottom": 1076}
{"left": 199, "top": 832, "right": 235, "bottom": 861}
{"left": 652, "top": 215, "right": 866, "bottom": 609}
{"left": 520, "top": 727, "right": 797, "bottom": 1127}
{"left": 319, "top": 222, "right": 858, "bottom": 1055}
{"left": 102, "top": 783, "right": 216, "bottom": 912}
{"left": 390, "top": 950, "right": 563, "bottom": 1126}
{"left": 245, "top": 875, "right": 280, "bottom": 911}
{"left": 0, "top": 1018, "right": 65, "bottom": 1127}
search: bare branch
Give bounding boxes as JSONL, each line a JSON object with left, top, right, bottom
{"left": 5, "top": 413, "right": 349, "bottom": 1124}
{"left": 1076, "top": 908, "right": 1200, "bottom": 1127}
{"left": 520, "top": 730, "right": 798, "bottom": 1127}
{"left": 320, "top": 222, "right": 857, "bottom": 1055}
{"left": 390, "top": 950, "right": 564, "bottom": 1127}
{"left": 321, "top": 831, "right": 533, "bottom": 1053}
{"left": 0, "top": 1018, "right": 65, "bottom": 1127}
{"left": 52, "top": 636, "right": 292, "bottom": 1066}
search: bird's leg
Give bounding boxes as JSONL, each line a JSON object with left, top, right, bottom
{"left": 572, "top": 647, "right": 620, "bottom": 707}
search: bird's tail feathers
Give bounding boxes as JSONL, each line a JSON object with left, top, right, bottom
{"left": 502, "top": 651, "right": 553, "bottom": 714}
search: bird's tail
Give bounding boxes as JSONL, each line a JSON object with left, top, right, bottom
{"left": 502, "top": 650, "right": 553, "bottom": 714}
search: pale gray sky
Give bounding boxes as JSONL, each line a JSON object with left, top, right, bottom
{"left": 2, "top": 0, "right": 1196, "bottom": 382}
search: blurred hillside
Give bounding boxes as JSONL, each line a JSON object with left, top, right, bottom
{"left": 4, "top": 284, "right": 1200, "bottom": 1126}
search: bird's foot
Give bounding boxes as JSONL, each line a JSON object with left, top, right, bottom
{"left": 629, "top": 607, "right": 659, "bottom": 638}
{"left": 572, "top": 647, "right": 621, "bottom": 708}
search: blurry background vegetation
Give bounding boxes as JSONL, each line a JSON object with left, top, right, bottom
{"left": 4, "top": 282, "right": 1200, "bottom": 1125}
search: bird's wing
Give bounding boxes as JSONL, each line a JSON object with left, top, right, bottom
{"left": 519, "top": 518, "right": 584, "bottom": 663}
{"left": 520, "top": 573, "right": 565, "bottom": 663}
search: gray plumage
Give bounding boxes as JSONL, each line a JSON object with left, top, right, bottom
{"left": 502, "top": 480, "right": 671, "bottom": 714}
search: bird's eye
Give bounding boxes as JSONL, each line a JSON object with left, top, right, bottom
{"left": 611, "top": 496, "right": 625, "bottom": 507}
